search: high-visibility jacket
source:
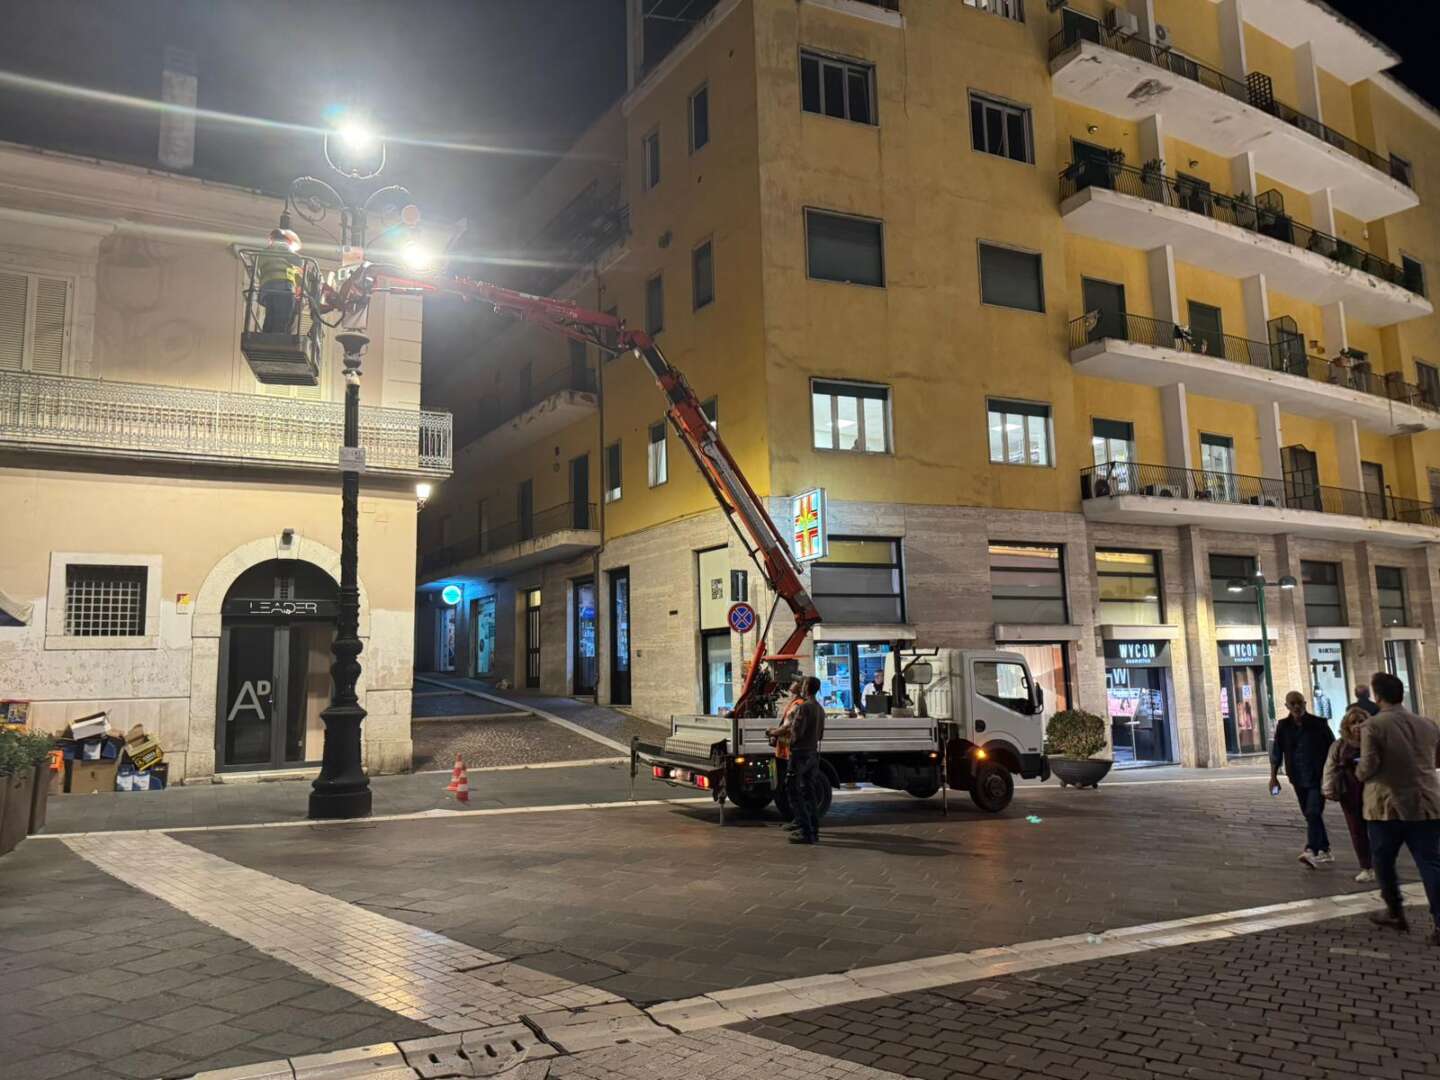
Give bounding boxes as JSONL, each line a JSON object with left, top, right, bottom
{"left": 257, "top": 252, "right": 302, "bottom": 291}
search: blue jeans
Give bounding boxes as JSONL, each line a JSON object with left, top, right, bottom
{"left": 1367, "top": 819, "right": 1440, "bottom": 927}
{"left": 789, "top": 750, "right": 820, "bottom": 841}
{"left": 1294, "top": 785, "right": 1329, "bottom": 854}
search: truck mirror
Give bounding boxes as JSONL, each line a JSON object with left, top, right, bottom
{"left": 907, "top": 662, "right": 933, "bottom": 686}
{"left": 1032, "top": 686, "right": 1045, "bottom": 714}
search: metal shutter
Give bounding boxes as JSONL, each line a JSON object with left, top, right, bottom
{"left": 0, "top": 271, "right": 27, "bottom": 370}
{"left": 30, "top": 276, "right": 69, "bottom": 374}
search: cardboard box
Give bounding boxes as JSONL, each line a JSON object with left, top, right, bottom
{"left": 66, "top": 761, "right": 119, "bottom": 795}
{"left": 123, "top": 724, "right": 164, "bottom": 772}
{"left": 68, "top": 713, "right": 110, "bottom": 741}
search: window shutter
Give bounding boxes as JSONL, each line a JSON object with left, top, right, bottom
{"left": 0, "top": 271, "right": 27, "bottom": 371}
{"left": 30, "top": 276, "right": 69, "bottom": 374}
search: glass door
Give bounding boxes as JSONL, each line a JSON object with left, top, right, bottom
{"left": 473, "top": 596, "right": 496, "bottom": 677}
{"left": 609, "top": 569, "right": 631, "bottom": 705}
{"left": 573, "top": 578, "right": 597, "bottom": 696}
{"left": 1081, "top": 278, "right": 1126, "bottom": 343}
{"left": 1200, "top": 434, "right": 1237, "bottom": 502}
{"left": 1384, "top": 640, "right": 1417, "bottom": 710}
{"left": 1224, "top": 666, "right": 1269, "bottom": 756}
{"left": 702, "top": 630, "right": 733, "bottom": 714}
{"left": 525, "top": 589, "right": 542, "bottom": 688}
{"left": 1282, "top": 445, "right": 1321, "bottom": 511}
{"left": 222, "top": 625, "right": 278, "bottom": 767}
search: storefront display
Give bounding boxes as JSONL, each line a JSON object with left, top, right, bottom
{"left": 1103, "top": 640, "right": 1174, "bottom": 765}
{"left": 1219, "top": 641, "right": 1271, "bottom": 756}
{"left": 1306, "top": 641, "right": 1346, "bottom": 735}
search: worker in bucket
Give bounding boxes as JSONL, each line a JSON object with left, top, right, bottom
{"left": 257, "top": 228, "right": 304, "bottom": 333}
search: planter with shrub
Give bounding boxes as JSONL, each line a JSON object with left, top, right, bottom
{"left": 0, "top": 730, "right": 55, "bottom": 855}
{"left": 1044, "top": 709, "right": 1113, "bottom": 789}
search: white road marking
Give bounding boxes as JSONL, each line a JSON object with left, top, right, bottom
{"left": 414, "top": 675, "right": 632, "bottom": 753}
{"left": 414, "top": 756, "right": 628, "bottom": 774}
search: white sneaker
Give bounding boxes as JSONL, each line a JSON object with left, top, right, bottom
{"left": 1315, "top": 851, "right": 1335, "bottom": 865}
{"left": 1299, "top": 851, "right": 1320, "bottom": 869}
{"left": 1355, "top": 869, "right": 1376, "bottom": 883}
{"left": 1297, "top": 848, "right": 1315, "bottom": 863}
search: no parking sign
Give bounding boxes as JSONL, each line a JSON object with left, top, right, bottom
{"left": 727, "top": 601, "right": 757, "bottom": 634}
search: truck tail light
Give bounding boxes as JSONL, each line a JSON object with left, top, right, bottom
{"left": 695, "top": 774, "right": 711, "bottom": 789}
{"left": 652, "top": 766, "right": 667, "bottom": 778}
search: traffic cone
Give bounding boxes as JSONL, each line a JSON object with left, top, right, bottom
{"left": 447, "top": 754, "right": 470, "bottom": 804}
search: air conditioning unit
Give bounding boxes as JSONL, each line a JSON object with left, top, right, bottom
{"left": 1248, "top": 495, "right": 1280, "bottom": 508}
{"left": 1145, "top": 483, "right": 1184, "bottom": 498}
{"left": 1106, "top": 7, "right": 1140, "bottom": 35}
{"left": 1154, "top": 23, "right": 1172, "bottom": 45}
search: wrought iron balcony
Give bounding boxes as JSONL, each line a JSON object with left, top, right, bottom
{"left": 1048, "top": 22, "right": 1401, "bottom": 184}
{"left": 1060, "top": 161, "right": 1420, "bottom": 294}
{"left": 1081, "top": 462, "right": 1440, "bottom": 529}
{"left": 419, "top": 501, "right": 598, "bottom": 577}
{"left": 516, "top": 181, "right": 630, "bottom": 297}
{"left": 475, "top": 365, "right": 598, "bottom": 443}
{"left": 0, "top": 369, "right": 452, "bottom": 476}
{"left": 1068, "top": 312, "right": 1438, "bottom": 413}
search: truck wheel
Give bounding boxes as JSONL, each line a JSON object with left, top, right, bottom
{"left": 969, "top": 762, "right": 1014, "bottom": 813}
{"left": 906, "top": 783, "right": 940, "bottom": 799}
{"left": 728, "top": 789, "right": 773, "bottom": 814}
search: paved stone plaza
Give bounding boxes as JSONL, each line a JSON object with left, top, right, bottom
{"left": 4, "top": 767, "right": 1437, "bottom": 1079}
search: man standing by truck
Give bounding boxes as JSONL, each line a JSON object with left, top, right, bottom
{"left": 788, "top": 676, "right": 826, "bottom": 845}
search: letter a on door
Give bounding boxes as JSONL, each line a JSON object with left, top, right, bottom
{"left": 227, "top": 680, "right": 270, "bottom": 725}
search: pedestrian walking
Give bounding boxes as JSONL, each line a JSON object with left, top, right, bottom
{"left": 786, "top": 676, "right": 826, "bottom": 845}
{"left": 1356, "top": 672, "right": 1440, "bottom": 944}
{"left": 1270, "top": 690, "right": 1336, "bottom": 868}
{"left": 1349, "top": 685, "right": 1380, "bottom": 717}
{"left": 1323, "top": 707, "right": 1373, "bottom": 882}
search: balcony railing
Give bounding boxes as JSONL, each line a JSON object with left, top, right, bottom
{"left": 519, "top": 181, "right": 631, "bottom": 296}
{"left": 419, "top": 501, "right": 598, "bottom": 575}
{"left": 1081, "top": 462, "right": 1440, "bottom": 529}
{"left": 1060, "top": 160, "right": 1420, "bottom": 293}
{"left": 1048, "top": 22, "right": 1403, "bottom": 185}
{"left": 0, "top": 369, "right": 452, "bottom": 475}
{"left": 475, "top": 366, "right": 598, "bottom": 442}
{"left": 1068, "top": 311, "right": 1439, "bottom": 413}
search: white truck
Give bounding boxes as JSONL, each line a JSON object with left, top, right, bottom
{"left": 631, "top": 648, "right": 1050, "bottom": 821}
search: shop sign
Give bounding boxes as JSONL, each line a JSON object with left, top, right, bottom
{"left": 223, "top": 598, "right": 338, "bottom": 617}
{"left": 1220, "top": 640, "right": 1265, "bottom": 666}
{"left": 1103, "top": 640, "right": 1170, "bottom": 668}
{"left": 790, "top": 488, "right": 828, "bottom": 563}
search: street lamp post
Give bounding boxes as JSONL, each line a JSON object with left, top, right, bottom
{"left": 1227, "top": 572, "right": 1298, "bottom": 736}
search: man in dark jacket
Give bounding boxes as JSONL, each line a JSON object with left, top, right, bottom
{"left": 1271, "top": 690, "right": 1337, "bottom": 868}
{"left": 787, "top": 676, "right": 826, "bottom": 845}
{"left": 1349, "top": 686, "right": 1380, "bottom": 717}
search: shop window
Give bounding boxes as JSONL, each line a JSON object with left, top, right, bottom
{"left": 692, "top": 240, "right": 715, "bottom": 310}
{"left": 603, "top": 441, "right": 622, "bottom": 503}
{"left": 806, "top": 209, "right": 885, "bottom": 287}
{"left": 969, "top": 92, "right": 1033, "bottom": 164}
{"left": 1300, "top": 561, "right": 1344, "bottom": 626}
{"left": 64, "top": 564, "right": 146, "bottom": 636}
{"left": 1384, "top": 639, "right": 1418, "bottom": 710}
{"left": 642, "top": 129, "right": 661, "bottom": 190}
{"left": 1307, "top": 641, "right": 1346, "bottom": 735}
{"left": 812, "top": 378, "right": 890, "bottom": 453}
{"left": 647, "top": 420, "right": 668, "bottom": 487}
{"left": 688, "top": 83, "right": 709, "bottom": 152}
{"left": 1210, "top": 554, "right": 1258, "bottom": 625}
{"left": 1376, "top": 566, "right": 1407, "bottom": 626}
{"left": 1096, "top": 549, "right": 1162, "bottom": 625}
{"left": 990, "top": 542, "right": 1067, "bottom": 624}
{"left": 703, "top": 631, "right": 733, "bottom": 714}
{"left": 800, "top": 50, "right": 875, "bottom": 125}
{"left": 645, "top": 273, "right": 664, "bottom": 336}
{"left": 811, "top": 537, "right": 904, "bottom": 624}
{"left": 987, "top": 398, "right": 1052, "bottom": 466}
{"left": 978, "top": 243, "right": 1044, "bottom": 312}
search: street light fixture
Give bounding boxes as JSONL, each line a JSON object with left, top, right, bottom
{"left": 1224, "top": 573, "right": 1298, "bottom": 737}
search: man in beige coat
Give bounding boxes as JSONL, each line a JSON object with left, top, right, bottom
{"left": 1356, "top": 671, "right": 1440, "bottom": 943}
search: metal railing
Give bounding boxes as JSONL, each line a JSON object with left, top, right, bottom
{"left": 419, "top": 501, "right": 598, "bottom": 575}
{"left": 1060, "top": 160, "right": 1419, "bottom": 292}
{"left": 1067, "top": 311, "right": 1439, "bottom": 413}
{"left": 1081, "top": 462, "right": 1440, "bottom": 529}
{"left": 0, "top": 369, "right": 452, "bottom": 475}
{"left": 1048, "top": 22, "right": 1402, "bottom": 185}
{"left": 475, "top": 365, "right": 598, "bottom": 442}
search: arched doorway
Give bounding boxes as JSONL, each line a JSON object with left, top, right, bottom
{"left": 216, "top": 560, "right": 337, "bottom": 771}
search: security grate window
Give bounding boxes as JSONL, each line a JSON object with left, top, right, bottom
{"left": 65, "top": 565, "right": 147, "bottom": 637}
{"left": 969, "top": 93, "right": 1033, "bottom": 164}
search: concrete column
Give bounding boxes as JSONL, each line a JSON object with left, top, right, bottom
{"left": 1147, "top": 245, "right": 1180, "bottom": 324}
{"left": 1271, "top": 536, "right": 1308, "bottom": 700}
{"left": 1294, "top": 42, "right": 1324, "bottom": 124}
{"left": 1353, "top": 542, "right": 1385, "bottom": 686}
{"left": 1241, "top": 274, "right": 1270, "bottom": 344}
{"left": 1415, "top": 545, "right": 1440, "bottom": 714}
{"left": 1178, "top": 526, "right": 1225, "bottom": 767}
{"left": 1229, "top": 151, "right": 1258, "bottom": 199}
{"left": 1310, "top": 188, "right": 1338, "bottom": 237}
{"left": 1138, "top": 115, "right": 1166, "bottom": 172}
{"left": 1161, "top": 383, "right": 1193, "bottom": 470}
{"left": 1322, "top": 302, "right": 1348, "bottom": 356}
{"left": 1217, "top": 0, "right": 1248, "bottom": 83}
{"left": 1257, "top": 402, "right": 1284, "bottom": 480}
{"left": 1333, "top": 419, "right": 1365, "bottom": 492}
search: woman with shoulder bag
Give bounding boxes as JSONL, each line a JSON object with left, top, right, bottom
{"left": 1323, "top": 707, "right": 1374, "bottom": 882}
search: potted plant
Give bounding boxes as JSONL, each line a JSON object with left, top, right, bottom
{"left": 1139, "top": 158, "right": 1164, "bottom": 202}
{"left": 0, "top": 732, "right": 33, "bottom": 856}
{"left": 24, "top": 732, "right": 56, "bottom": 836}
{"left": 1104, "top": 147, "right": 1126, "bottom": 187}
{"left": 1045, "top": 709, "right": 1112, "bottom": 789}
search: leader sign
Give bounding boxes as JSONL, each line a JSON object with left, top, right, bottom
{"left": 790, "top": 488, "right": 829, "bottom": 563}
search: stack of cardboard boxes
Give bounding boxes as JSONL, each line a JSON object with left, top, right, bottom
{"left": 58, "top": 713, "right": 168, "bottom": 795}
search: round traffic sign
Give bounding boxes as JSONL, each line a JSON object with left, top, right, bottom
{"left": 727, "top": 601, "right": 757, "bottom": 634}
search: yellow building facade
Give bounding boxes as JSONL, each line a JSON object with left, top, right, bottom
{"left": 419, "top": 0, "right": 1440, "bottom": 767}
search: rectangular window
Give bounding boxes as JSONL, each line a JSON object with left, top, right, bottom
{"left": 645, "top": 273, "right": 664, "bottom": 335}
{"left": 963, "top": 0, "right": 1024, "bottom": 21}
{"left": 1403, "top": 254, "right": 1426, "bottom": 297}
{"left": 978, "top": 243, "right": 1044, "bottom": 312}
{"left": 1091, "top": 418, "right": 1134, "bottom": 467}
{"left": 1416, "top": 360, "right": 1440, "bottom": 408}
{"left": 0, "top": 269, "right": 71, "bottom": 374}
{"left": 701, "top": 396, "right": 719, "bottom": 429}
{"left": 1210, "top": 554, "right": 1259, "bottom": 626}
{"left": 1300, "top": 560, "right": 1344, "bottom": 627}
{"left": 990, "top": 542, "right": 1067, "bottom": 624}
{"left": 604, "top": 442, "right": 622, "bottom": 503}
{"left": 811, "top": 537, "right": 904, "bottom": 624}
{"left": 647, "top": 420, "right": 668, "bottom": 487}
{"left": 64, "top": 564, "right": 147, "bottom": 637}
{"left": 642, "top": 129, "right": 661, "bottom": 191}
{"left": 1391, "top": 152, "right": 1414, "bottom": 187}
{"left": 969, "top": 92, "right": 1033, "bottom": 164}
{"left": 1187, "top": 301, "right": 1224, "bottom": 358}
{"left": 1200, "top": 432, "right": 1237, "bottom": 500}
{"left": 1096, "top": 549, "right": 1162, "bottom": 625}
{"left": 692, "top": 240, "right": 715, "bottom": 310}
{"left": 1376, "top": 566, "right": 1407, "bottom": 627}
{"left": 987, "top": 398, "right": 1052, "bottom": 466}
{"left": 688, "top": 83, "right": 710, "bottom": 152}
{"left": 811, "top": 378, "right": 890, "bottom": 453}
{"left": 800, "top": 50, "right": 875, "bottom": 125}
{"left": 805, "top": 209, "right": 884, "bottom": 287}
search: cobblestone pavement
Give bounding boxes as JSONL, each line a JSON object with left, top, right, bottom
{"left": 412, "top": 691, "right": 525, "bottom": 718}
{"left": 418, "top": 675, "right": 669, "bottom": 749}
{"left": 412, "top": 716, "right": 614, "bottom": 771}
{"left": 736, "top": 907, "right": 1440, "bottom": 1080}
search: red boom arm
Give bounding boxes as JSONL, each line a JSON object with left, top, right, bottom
{"left": 351, "top": 267, "right": 822, "bottom": 717}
